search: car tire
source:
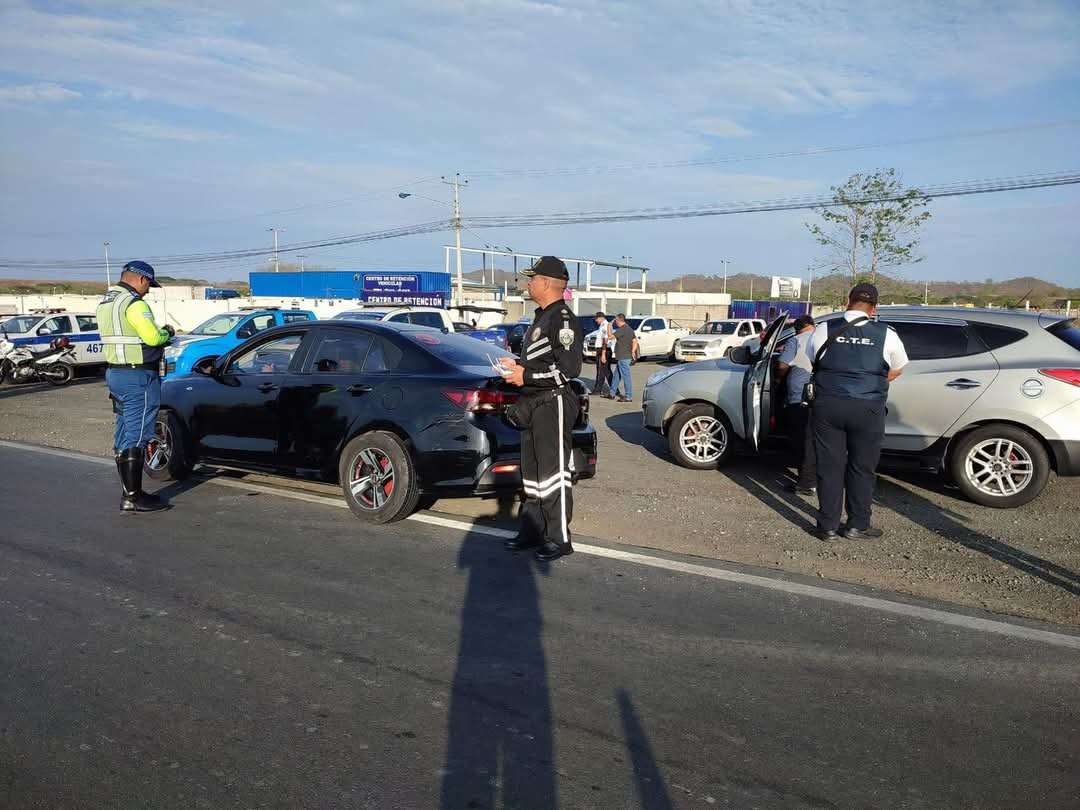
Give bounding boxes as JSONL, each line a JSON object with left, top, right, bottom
{"left": 668, "top": 404, "right": 735, "bottom": 470}
{"left": 145, "top": 411, "right": 194, "bottom": 482}
{"left": 339, "top": 431, "right": 421, "bottom": 523}
{"left": 949, "top": 424, "right": 1050, "bottom": 508}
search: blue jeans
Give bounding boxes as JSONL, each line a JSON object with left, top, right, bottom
{"left": 610, "top": 359, "right": 633, "bottom": 399}
{"left": 106, "top": 368, "right": 161, "bottom": 452}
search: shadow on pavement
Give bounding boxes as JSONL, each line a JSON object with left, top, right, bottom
{"left": 617, "top": 689, "right": 674, "bottom": 810}
{"left": 604, "top": 412, "right": 669, "bottom": 462}
{"left": 441, "top": 534, "right": 556, "bottom": 808}
{"left": 875, "top": 477, "right": 1080, "bottom": 597}
{"left": 719, "top": 461, "right": 819, "bottom": 534}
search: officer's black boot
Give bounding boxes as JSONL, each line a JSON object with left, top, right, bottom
{"left": 118, "top": 448, "right": 168, "bottom": 513}
{"left": 535, "top": 541, "right": 573, "bottom": 561}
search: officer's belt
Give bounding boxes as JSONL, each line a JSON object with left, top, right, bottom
{"left": 108, "top": 361, "right": 160, "bottom": 371}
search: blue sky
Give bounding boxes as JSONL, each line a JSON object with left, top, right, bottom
{"left": 1, "top": 0, "right": 1079, "bottom": 285}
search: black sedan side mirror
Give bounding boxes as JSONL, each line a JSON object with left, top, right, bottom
{"left": 729, "top": 345, "right": 754, "bottom": 365}
{"left": 194, "top": 356, "right": 219, "bottom": 375}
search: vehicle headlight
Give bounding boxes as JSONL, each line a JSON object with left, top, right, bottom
{"left": 163, "top": 346, "right": 181, "bottom": 359}
{"left": 647, "top": 367, "right": 682, "bottom": 386}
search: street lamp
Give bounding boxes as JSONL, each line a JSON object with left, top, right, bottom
{"left": 103, "top": 241, "right": 111, "bottom": 288}
{"left": 399, "top": 178, "right": 468, "bottom": 305}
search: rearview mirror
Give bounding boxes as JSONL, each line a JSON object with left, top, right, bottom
{"left": 194, "top": 356, "right": 219, "bottom": 375}
{"left": 729, "top": 345, "right": 754, "bottom": 365}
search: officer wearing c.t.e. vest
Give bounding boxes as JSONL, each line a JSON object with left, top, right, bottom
{"left": 96, "top": 260, "right": 175, "bottom": 513}
{"left": 500, "top": 256, "right": 583, "bottom": 561}
{"left": 809, "top": 283, "right": 908, "bottom": 540}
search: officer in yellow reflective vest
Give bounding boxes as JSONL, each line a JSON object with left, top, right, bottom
{"left": 96, "top": 260, "right": 175, "bottom": 513}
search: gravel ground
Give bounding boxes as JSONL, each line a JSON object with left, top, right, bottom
{"left": 2, "top": 363, "right": 1078, "bottom": 626}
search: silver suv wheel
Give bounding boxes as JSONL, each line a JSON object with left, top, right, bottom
{"left": 963, "top": 439, "right": 1034, "bottom": 497}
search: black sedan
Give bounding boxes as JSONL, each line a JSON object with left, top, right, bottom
{"left": 144, "top": 320, "right": 597, "bottom": 523}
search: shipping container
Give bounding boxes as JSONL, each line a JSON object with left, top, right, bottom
{"left": 730, "top": 299, "right": 811, "bottom": 321}
{"left": 249, "top": 270, "right": 452, "bottom": 306}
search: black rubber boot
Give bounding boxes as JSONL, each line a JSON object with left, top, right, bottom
{"left": 119, "top": 448, "right": 168, "bottom": 513}
{"left": 535, "top": 541, "right": 573, "bottom": 562}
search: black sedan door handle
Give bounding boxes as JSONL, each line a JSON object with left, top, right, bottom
{"left": 256, "top": 382, "right": 278, "bottom": 393}
{"left": 346, "top": 384, "right": 373, "bottom": 395}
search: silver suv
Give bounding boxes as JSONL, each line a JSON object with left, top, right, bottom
{"left": 642, "top": 308, "right": 1080, "bottom": 508}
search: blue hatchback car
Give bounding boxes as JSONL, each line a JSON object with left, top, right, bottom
{"left": 163, "top": 308, "right": 316, "bottom": 377}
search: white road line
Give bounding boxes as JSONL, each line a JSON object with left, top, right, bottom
{"left": 3, "top": 439, "right": 1079, "bottom": 650}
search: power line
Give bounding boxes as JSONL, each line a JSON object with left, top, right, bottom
{"left": 465, "top": 120, "right": 1080, "bottom": 179}
{"left": 466, "top": 170, "right": 1080, "bottom": 228}
{"left": 2, "top": 169, "right": 1077, "bottom": 272}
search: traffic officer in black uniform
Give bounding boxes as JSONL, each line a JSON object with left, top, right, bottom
{"left": 500, "top": 256, "right": 584, "bottom": 561}
{"left": 809, "top": 283, "right": 908, "bottom": 540}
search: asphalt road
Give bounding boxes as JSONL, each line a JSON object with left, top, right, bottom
{"left": 2, "top": 365, "right": 1080, "bottom": 627}
{"left": 2, "top": 444, "right": 1078, "bottom": 809}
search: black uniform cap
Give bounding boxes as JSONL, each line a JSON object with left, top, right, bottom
{"left": 521, "top": 255, "right": 569, "bottom": 281}
{"left": 849, "top": 282, "right": 879, "bottom": 305}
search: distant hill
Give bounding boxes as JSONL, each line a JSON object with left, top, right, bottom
{"left": 653, "top": 272, "right": 1080, "bottom": 306}
{"left": 0, "top": 278, "right": 250, "bottom": 296}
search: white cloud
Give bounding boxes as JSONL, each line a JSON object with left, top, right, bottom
{"left": 113, "top": 121, "right": 231, "bottom": 142}
{"left": 0, "top": 82, "right": 81, "bottom": 103}
{"left": 695, "top": 117, "right": 753, "bottom": 139}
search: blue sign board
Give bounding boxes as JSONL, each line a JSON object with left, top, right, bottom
{"left": 360, "top": 273, "right": 445, "bottom": 306}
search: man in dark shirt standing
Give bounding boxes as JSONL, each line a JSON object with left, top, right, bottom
{"left": 500, "top": 256, "right": 584, "bottom": 561}
{"left": 809, "top": 283, "right": 908, "bottom": 540}
{"left": 609, "top": 314, "right": 639, "bottom": 402}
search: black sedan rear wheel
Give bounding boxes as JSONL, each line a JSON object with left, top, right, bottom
{"left": 339, "top": 431, "right": 421, "bottom": 523}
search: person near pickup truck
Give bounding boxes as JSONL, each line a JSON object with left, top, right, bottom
{"left": 96, "top": 260, "right": 175, "bottom": 514}
{"left": 499, "top": 256, "right": 584, "bottom": 562}
{"left": 592, "top": 311, "right": 614, "bottom": 397}
{"left": 609, "top": 314, "right": 639, "bottom": 402}
{"left": 776, "top": 315, "right": 817, "bottom": 495}
{"left": 808, "top": 283, "right": 908, "bottom": 541}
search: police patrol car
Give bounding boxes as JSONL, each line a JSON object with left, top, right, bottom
{"left": 0, "top": 310, "right": 106, "bottom": 366}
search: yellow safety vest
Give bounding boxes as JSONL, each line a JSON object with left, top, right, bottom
{"left": 96, "top": 285, "right": 168, "bottom": 365}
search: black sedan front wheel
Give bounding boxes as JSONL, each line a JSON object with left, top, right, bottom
{"left": 339, "top": 431, "right": 421, "bottom": 523}
{"left": 145, "top": 411, "right": 194, "bottom": 482}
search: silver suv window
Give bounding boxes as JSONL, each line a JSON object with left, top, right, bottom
{"left": 883, "top": 321, "right": 984, "bottom": 361}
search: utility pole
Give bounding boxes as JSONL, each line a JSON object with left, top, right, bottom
{"left": 442, "top": 174, "right": 468, "bottom": 305}
{"left": 621, "top": 256, "right": 632, "bottom": 292}
{"left": 806, "top": 265, "right": 813, "bottom": 303}
{"left": 749, "top": 275, "right": 754, "bottom": 300}
{"left": 103, "top": 241, "right": 111, "bottom": 288}
{"left": 298, "top": 254, "right": 306, "bottom": 273}
{"left": 924, "top": 280, "right": 929, "bottom": 306}
{"left": 267, "top": 227, "right": 285, "bottom": 272}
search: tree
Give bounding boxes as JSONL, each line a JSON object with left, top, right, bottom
{"left": 806, "top": 169, "right": 931, "bottom": 283}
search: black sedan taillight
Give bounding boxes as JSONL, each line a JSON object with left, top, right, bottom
{"left": 443, "top": 388, "right": 520, "bottom": 413}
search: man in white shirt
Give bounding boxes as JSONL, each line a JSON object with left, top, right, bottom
{"left": 776, "top": 315, "right": 818, "bottom": 495}
{"left": 592, "top": 311, "right": 614, "bottom": 397}
{"left": 808, "top": 283, "right": 909, "bottom": 541}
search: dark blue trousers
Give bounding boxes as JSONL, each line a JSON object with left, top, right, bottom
{"left": 812, "top": 396, "right": 885, "bottom": 532}
{"left": 106, "top": 368, "right": 160, "bottom": 452}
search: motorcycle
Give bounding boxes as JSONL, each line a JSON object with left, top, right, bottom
{"left": 0, "top": 335, "right": 78, "bottom": 386}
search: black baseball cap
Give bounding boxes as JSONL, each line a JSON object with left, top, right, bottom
{"left": 849, "top": 282, "right": 879, "bottom": 304}
{"left": 521, "top": 255, "right": 569, "bottom": 281}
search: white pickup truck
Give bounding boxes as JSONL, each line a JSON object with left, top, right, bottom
{"left": 584, "top": 316, "right": 691, "bottom": 361}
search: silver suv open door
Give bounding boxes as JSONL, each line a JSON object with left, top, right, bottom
{"left": 742, "top": 315, "right": 789, "bottom": 451}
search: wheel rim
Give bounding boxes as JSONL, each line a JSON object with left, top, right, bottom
{"left": 678, "top": 415, "right": 727, "bottom": 463}
{"left": 964, "top": 438, "right": 1035, "bottom": 497}
{"left": 349, "top": 448, "right": 396, "bottom": 510}
{"left": 146, "top": 421, "right": 172, "bottom": 471}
